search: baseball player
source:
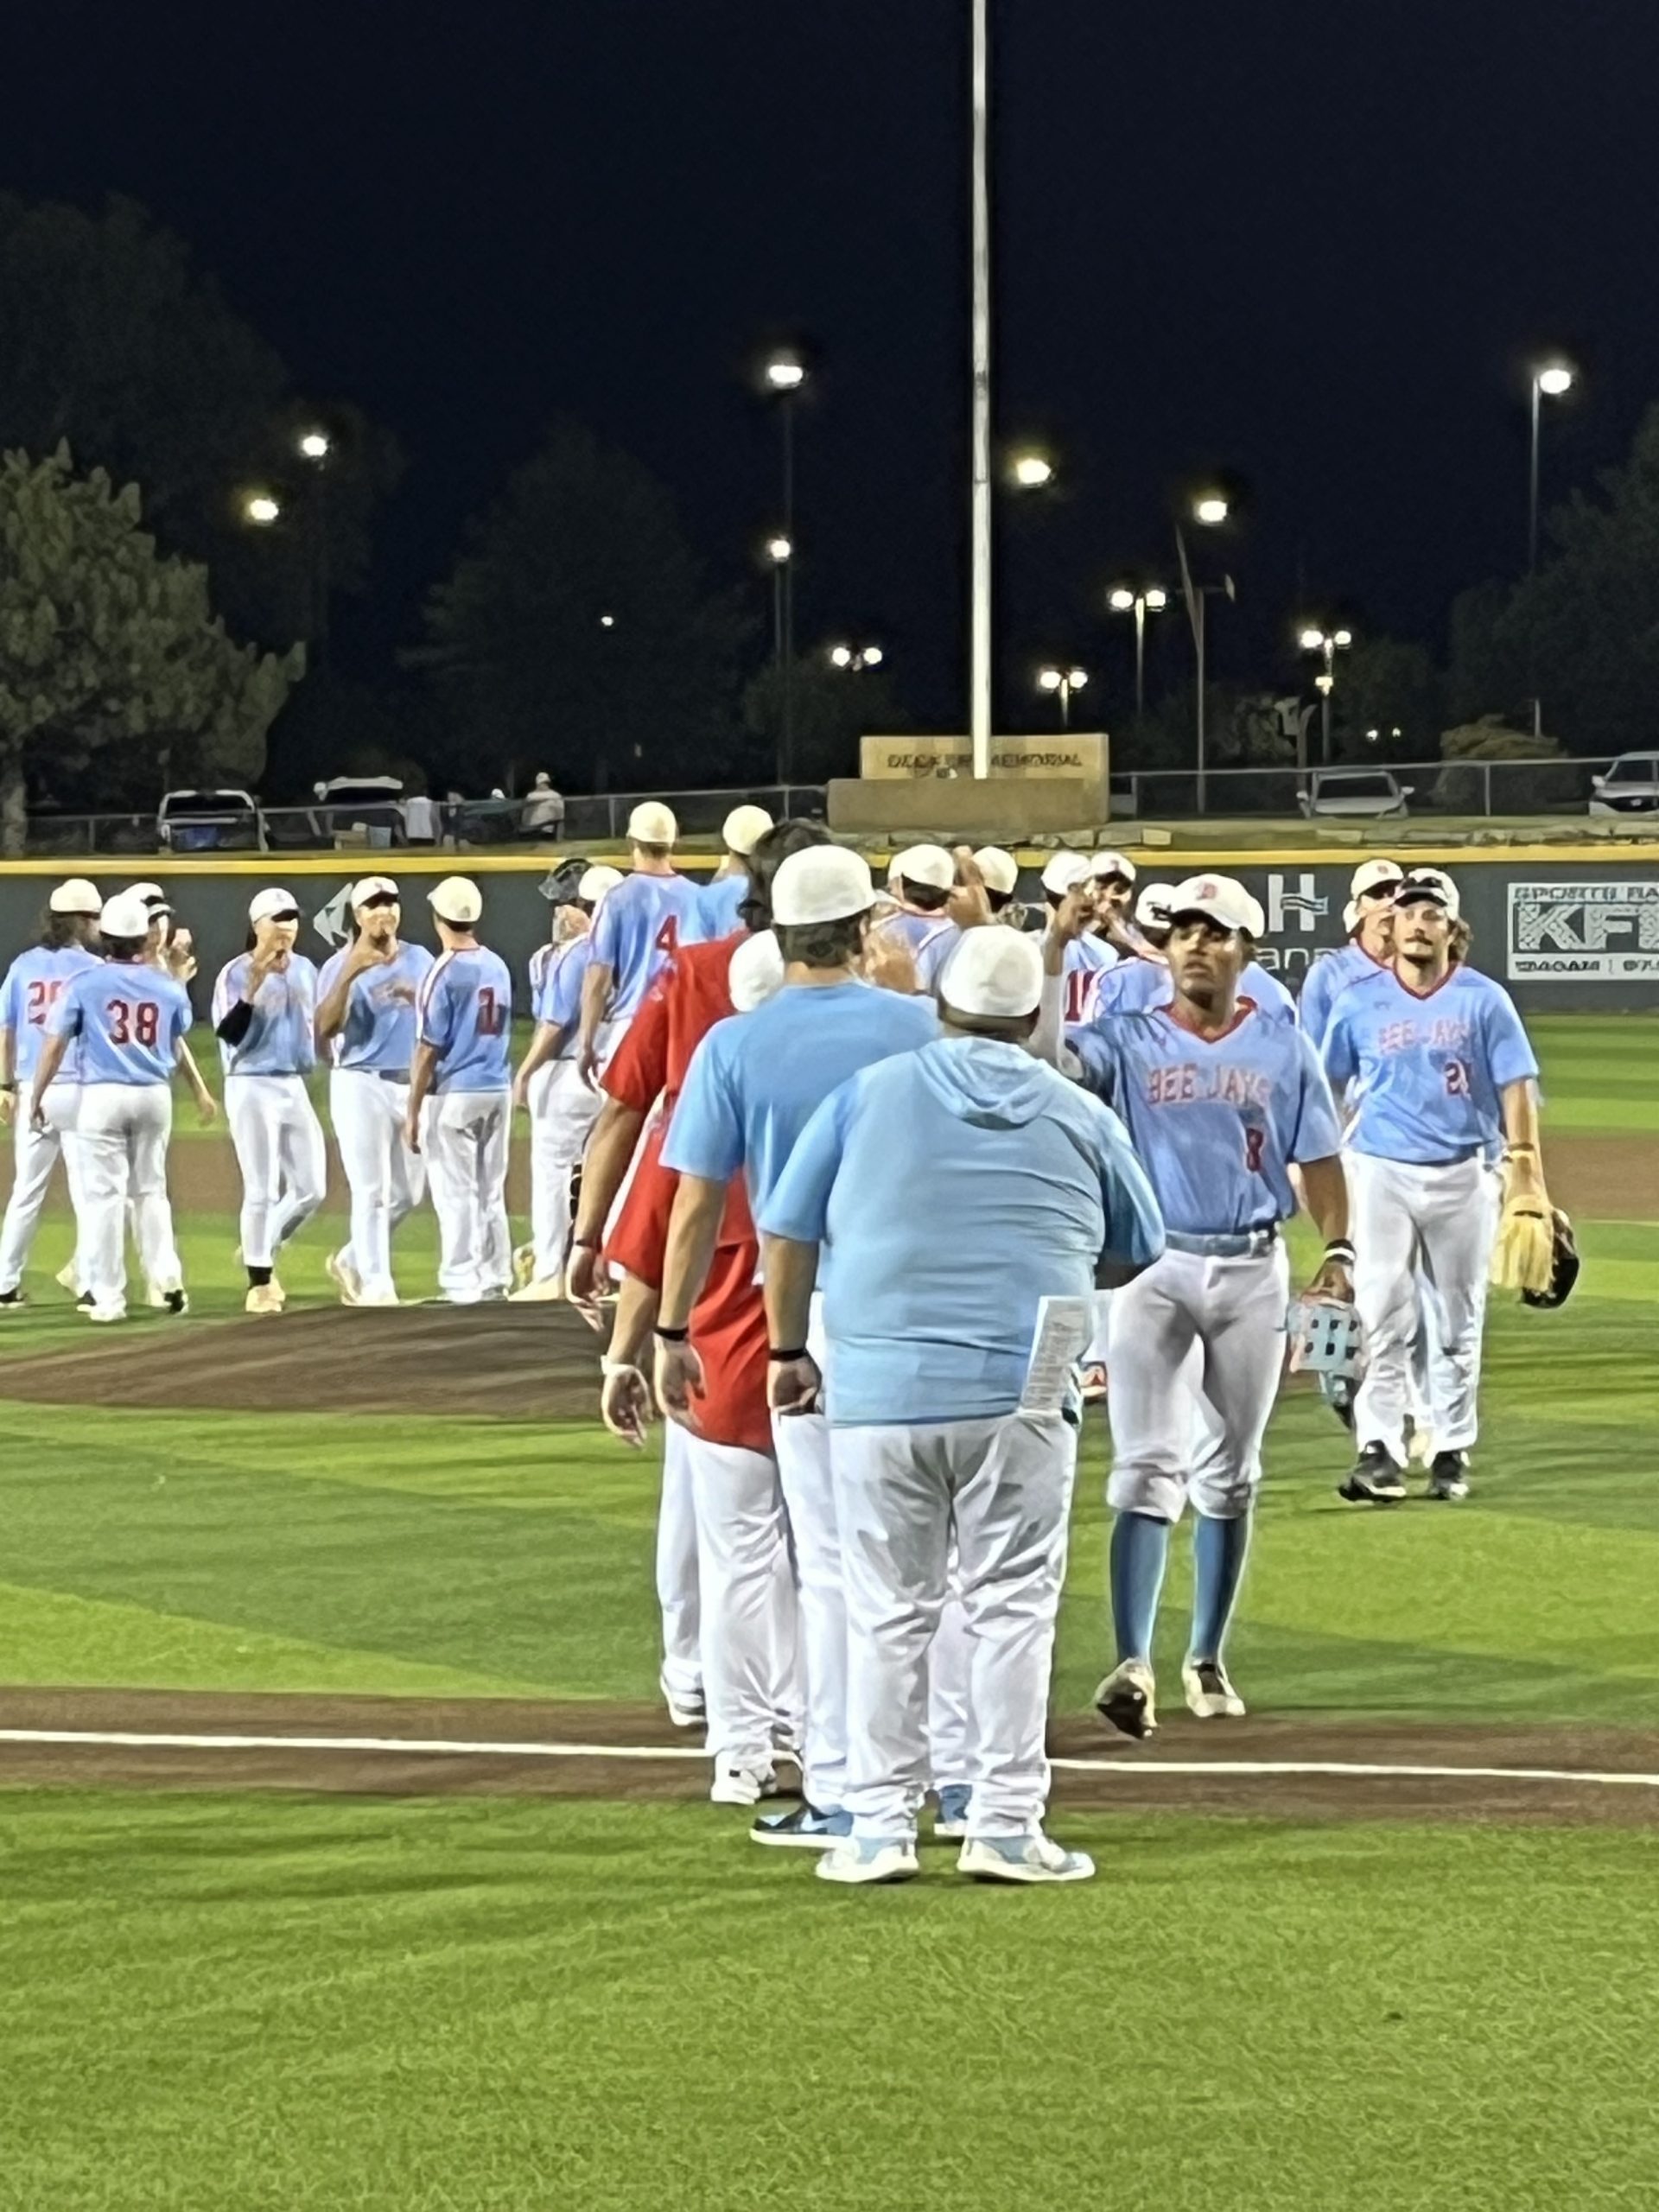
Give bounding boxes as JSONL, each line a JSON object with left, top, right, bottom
{"left": 315, "top": 876, "right": 434, "bottom": 1307}
{"left": 1044, "top": 853, "right": 1117, "bottom": 1026}
{"left": 0, "top": 878, "right": 103, "bottom": 1310}
{"left": 407, "top": 877, "right": 513, "bottom": 1304}
{"left": 912, "top": 846, "right": 1021, "bottom": 993}
{"left": 1297, "top": 859, "right": 1403, "bottom": 1048}
{"left": 510, "top": 863, "right": 623, "bottom": 1300}
{"left": 698, "top": 804, "right": 773, "bottom": 938}
{"left": 759, "top": 926, "right": 1164, "bottom": 1885}
{"left": 132, "top": 883, "right": 198, "bottom": 985}
{"left": 1323, "top": 870, "right": 1544, "bottom": 1503}
{"left": 873, "top": 844, "right": 957, "bottom": 959}
{"left": 212, "top": 890, "right": 327, "bottom": 1314}
{"left": 1086, "top": 851, "right": 1141, "bottom": 949}
{"left": 656, "top": 845, "right": 943, "bottom": 1827}
{"left": 1071, "top": 874, "right": 1351, "bottom": 1737}
{"left": 30, "top": 890, "right": 215, "bottom": 1322}
{"left": 576, "top": 801, "right": 707, "bottom": 1081}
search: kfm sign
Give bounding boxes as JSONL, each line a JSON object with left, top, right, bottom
{"left": 1507, "top": 880, "right": 1659, "bottom": 980}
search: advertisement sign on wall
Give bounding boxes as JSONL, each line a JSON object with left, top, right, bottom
{"left": 1506, "top": 880, "right": 1659, "bottom": 981}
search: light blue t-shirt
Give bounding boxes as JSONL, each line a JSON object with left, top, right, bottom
{"left": 47, "top": 958, "right": 194, "bottom": 1087}
{"left": 1071, "top": 1003, "right": 1342, "bottom": 1236}
{"left": 760, "top": 1037, "right": 1165, "bottom": 1426}
{"left": 417, "top": 946, "right": 512, "bottom": 1092}
{"left": 698, "top": 872, "right": 750, "bottom": 938}
{"left": 1089, "top": 954, "right": 1297, "bottom": 1027}
{"left": 317, "top": 939, "right": 434, "bottom": 1074}
{"left": 1323, "top": 964, "right": 1538, "bottom": 1166}
{"left": 531, "top": 937, "right": 594, "bottom": 1059}
{"left": 588, "top": 873, "right": 706, "bottom": 1020}
{"left": 1, "top": 944, "right": 99, "bottom": 1082}
{"left": 212, "top": 953, "right": 319, "bottom": 1077}
{"left": 664, "top": 980, "right": 940, "bottom": 1213}
{"left": 874, "top": 910, "right": 951, "bottom": 963}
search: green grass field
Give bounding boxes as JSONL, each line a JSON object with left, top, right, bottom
{"left": 0, "top": 1015, "right": 1655, "bottom": 2209}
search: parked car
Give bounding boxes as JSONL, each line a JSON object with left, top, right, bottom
{"left": 308, "top": 776, "right": 407, "bottom": 848}
{"left": 1297, "top": 768, "right": 1414, "bottom": 820}
{"left": 157, "top": 788, "right": 264, "bottom": 852}
{"left": 1588, "top": 752, "right": 1659, "bottom": 817}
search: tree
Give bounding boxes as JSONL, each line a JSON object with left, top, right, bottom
{"left": 1331, "top": 636, "right": 1446, "bottom": 763}
{"left": 1433, "top": 719, "right": 1580, "bottom": 814}
{"left": 413, "top": 419, "right": 751, "bottom": 791}
{"left": 0, "top": 446, "right": 302, "bottom": 851}
{"left": 0, "top": 194, "right": 398, "bottom": 649}
{"left": 741, "top": 655, "right": 909, "bottom": 785}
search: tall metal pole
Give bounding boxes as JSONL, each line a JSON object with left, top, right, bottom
{"left": 782, "top": 399, "right": 797, "bottom": 766}
{"left": 1134, "top": 600, "right": 1147, "bottom": 721}
{"left": 1528, "top": 375, "right": 1541, "bottom": 575}
{"left": 969, "top": 0, "right": 992, "bottom": 778}
{"left": 1194, "top": 591, "right": 1206, "bottom": 812}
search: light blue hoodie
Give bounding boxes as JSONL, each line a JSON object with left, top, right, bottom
{"left": 760, "top": 1034, "right": 1164, "bottom": 1426}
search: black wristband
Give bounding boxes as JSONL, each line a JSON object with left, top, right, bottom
{"left": 654, "top": 1324, "right": 690, "bottom": 1344}
{"left": 1324, "top": 1239, "right": 1356, "bottom": 1264}
{"left": 769, "top": 1346, "right": 809, "bottom": 1363}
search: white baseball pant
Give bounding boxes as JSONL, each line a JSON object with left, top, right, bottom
{"left": 771, "top": 1408, "right": 849, "bottom": 1810}
{"left": 1349, "top": 1151, "right": 1500, "bottom": 1463}
{"left": 526, "top": 1058, "right": 602, "bottom": 1285}
{"left": 679, "top": 1432, "right": 797, "bottom": 1765}
{"left": 422, "top": 1089, "right": 511, "bottom": 1302}
{"left": 1340, "top": 1155, "right": 1451, "bottom": 1452}
{"left": 330, "top": 1070, "right": 425, "bottom": 1301}
{"left": 74, "top": 1083, "right": 181, "bottom": 1311}
{"left": 224, "top": 1074, "right": 327, "bottom": 1271}
{"left": 832, "top": 1409, "right": 1078, "bottom": 1843}
{"left": 658, "top": 1422, "right": 702, "bottom": 1709}
{"left": 0, "top": 1085, "right": 86, "bottom": 1295}
{"left": 1106, "top": 1243, "right": 1292, "bottom": 1522}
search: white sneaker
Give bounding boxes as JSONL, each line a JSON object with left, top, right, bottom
{"left": 1182, "top": 1657, "right": 1246, "bottom": 1719}
{"left": 244, "top": 1282, "right": 286, "bottom": 1316}
{"left": 507, "top": 1276, "right": 565, "bottom": 1302}
{"left": 1094, "top": 1658, "right": 1158, "bottom": 1739}
{"left": 354, "top": 1290, "right": 401, "bottom": 1309}
{"left": 816, "top": 1840, "right": 921, "bottom": 1886}
{"left": 327, "top": 1250, "right": 363, "bottom": 1306}
{"left": 709, "top": 1762, "right": 778, "bottom": 1807}
{"left": 84, "top": 1301, "right": 127, "bottom": 1325}
{"left": 958, "top": 1834, "right": 1095, "bottom": 1885}
{"left": 664, "top": 1690, "right": 707, "bottom": 1731}
{"left": 512, "top": 1243, "right": 536, "bottom": 1290}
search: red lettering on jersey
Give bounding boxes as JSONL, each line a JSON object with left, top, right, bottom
{"left": 24, "top": 978, "right": 65, "bottom": 1027}
{"left": 654, "top": 918, "right": 679, "bottom": 957}
{"left": 1243, "top": 1125, "right": 1266, "bottom": 1174}
{"left": 107, "top": 999, "right": 160, "bottom": 1046}
{"left": 477, "top": 987, "right": 505, "bottom": 1037}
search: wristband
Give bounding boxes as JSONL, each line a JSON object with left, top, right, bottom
{"left": 0, "top": 1081, "right": 16, "bottom": 1094}
{"left": 654, "top": 1324, "right": 690, "bottom": 1344}
{"left": 1503, "top": 1144, "right": 1537, "bottom": 1157}
{"left": 1324, "top": 1239, "right": 1356, "bottom": 1265}
{"left": 769, "top": 1346, "right": 809, "bottom": 1363}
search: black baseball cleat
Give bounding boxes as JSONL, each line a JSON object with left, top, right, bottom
{"left": 0, "top": 1288, "right": 26, "bottom": 1311}
{"left": 1093, "top": 1659, "right": 1158, "bottom": 1740}
{"left": 162, "top": 1288, "right": 188, "bottom": 1317}
{"left": 1338, "top": 1443, "right": 1408, "bottom": 1503}
{"left": 1426, "top": 1451, "right": 1471, "bottom": 1502}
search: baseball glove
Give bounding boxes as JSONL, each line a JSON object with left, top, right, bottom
{"left": 1490, "top": 1154, "right": 1556, "bottom": 1297}
{"left": 1520, "top": 1208, "right": 1580, "bottom": 1310}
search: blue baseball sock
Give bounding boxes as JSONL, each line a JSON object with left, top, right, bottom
{"left": 1109, "top": 1512, "right": 1171, "bottom": 1662}
{"left": 1189, "top": 1511, "right": 1252, "bottom": 1662}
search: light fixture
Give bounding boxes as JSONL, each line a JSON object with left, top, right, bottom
{"left": 1298, "top": 626, "right": 1326, "bottom": 652}
{"left": 862, "top": 645, "right": 883, "bottom": 667}
{"left": 1037, "top": 667, "right": 1063, "bottom": 692}
{"left": 1011, "top": 452, "right": 1054, "bottom": 488}
{"left": 1109, "top": 587, "right": 1135, "bottom": 612}
{"left": 298, "top": 430, "right": 330, "bottom": 461}
{"left": 1194, "top": 494, "right": 1229, "bottom": 525}
{"left": 1536, "top": 364, "right": 1574, "bottom": 397}
{"left": 1332, "top": 627, "right": 1353, "bottom": 648}
{"left": 765, "top": 354, "right": 805, "bottom": 391}
{"left": 244, "top": 493, "right": 281, "bottom": 525}
{"left": 600, "top": 613, "right": 617, "bottom": 628}
{"left": 766, "top": 535, "right": 792, "bottom": 563}
{"left": 1143, "top": 588, "right": 1168, "bottom": 612}
{"left": 830, "top": 644, "right": 852, "bottom": 667}
{"left": 1066, "top": 666, "right": 1088, "bottom": 688}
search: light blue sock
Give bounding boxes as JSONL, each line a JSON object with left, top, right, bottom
{"left": 1109, "top": 1512, "right": 1171, "bottom": 1663}
{"left": 1189, "top": 1512, "right": 1252, "bottom": 1662}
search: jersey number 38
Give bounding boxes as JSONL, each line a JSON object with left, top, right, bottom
{"left": 107, "top": 999, "right": 161, "bottom": 1046}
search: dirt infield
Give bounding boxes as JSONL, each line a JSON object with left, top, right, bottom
{"left": 2, "top": 1686, "right": 1656, "bottom": 1826}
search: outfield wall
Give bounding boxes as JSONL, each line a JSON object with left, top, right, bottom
{"left": 1, "top": 849, "right": 1656, "bottom": 1013}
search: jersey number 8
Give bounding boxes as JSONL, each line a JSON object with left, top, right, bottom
{"left": 476, "top": 987, "right": 505, "bottom": 1037}
{"left": 108, "top": 999, "right": 161, "bottom": 1047}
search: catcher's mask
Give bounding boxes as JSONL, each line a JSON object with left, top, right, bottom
{"left": 1287, "top": 1297, "right": 1364, "bottom": 1428}
{"left": 1521, "top": 1209, "right": 1580, "bottom": 1311}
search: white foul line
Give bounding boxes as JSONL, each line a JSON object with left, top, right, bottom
{"left": 0, "top": 1727, "right": 1656, "bottom": 1790}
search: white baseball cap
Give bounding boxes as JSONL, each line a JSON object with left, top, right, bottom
{"left": 130, "top": 880, "right": 171, "bottom": 915}
{"left": 728, "top": 929, "right": 785, "bottom": 1012}
{"left": 971, "top": 846, "right": 1020, "bottom": 897}
{"left": 1039, "top": 851, "right": 1092, "bottom": 897}
{"left": 1395, "top": 869, "right": 1461, "bottom": 921}
{"left": 1342, "top": 897, "right": 1362, "bottom": 933}
{"left": 99, "top": 891, "right": 154, "bottom": 939}
{"left": 721, "top": 804, "right": 772, "bottom": 856}
{"left": 351, "top": 874, "right": 399, "bottom": 906}
{"left": 577, "top": 864, "right": 624, "bottom": 903}
{"left": 1351, "top": 857, "right": 1405, "bottom": 898}
{"left": 891, "top": 842, "right": 955, "bottom": 892}
{"left": 1135, "top": 880, "right": 1177, "bottom": 931}
{"left": 49, "top": 877, "right": 101, "bottom": 915}
{"left": 627, "top": 801, "right": 677, "bottom": 846}
{"left": 1166, "top": 873, "right": 1266, "bottom": 938}
{"left": 772, "top": 846, "right": 875, "bottom": 926}
{"left": 938, "top": 925, "right": 1045, "bottom": 1018}
{"left": 249, "top": 887, "right": 300, "bottom": 925}
{"left": 1088, "top": 850, "right": 1137, "bottom": 887}
{"left": 429, "top": 874, "right": 483, "bottom": 925}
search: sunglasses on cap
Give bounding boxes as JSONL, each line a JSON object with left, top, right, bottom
{"left": 359, "top": 892, "right": 398, "bottom": 911}
{"left": 266, "top": 908, "right": 302, "bottom": 925}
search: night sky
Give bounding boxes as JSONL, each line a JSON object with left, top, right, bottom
{"left": 11, "top": 0, "right": 1659, "bottom": 734}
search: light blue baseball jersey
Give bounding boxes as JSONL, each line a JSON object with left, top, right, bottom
{"left": 417, "top": 946, "right": 512, "bottom": 1091}
{"left": 914, "top": 921, "right": 961, "bottom": 993}
{"left": 47, "top": 958, "right": 193, "bottom": 1086}
{"left": 1, "top": 944, "right": 100, "bottom": 1082}
{"left": 531, "top": 936, "right": 594, "bottom": 1058}
{"left": 1297, "top": 943, "right": 1385, "bottom": 1049}
{"left": 317, "top": 940, "right": 434, "bottom": 1074}
{"left": 588, "top": 873, "right": 706, "bottom": 1020}
{"left": 212, "top": 953, "right": 319, "bottom": 1077}
{"left": 664, "top": 980, "right": 939, "bottom": 1214}
{"left": 760, "top": 1037, "right": 1165, "bottom": 1426}
{"left": 1071, "top": 1002, "right": 1342, "bottom": 1235}
{"left": 1058, "top": 932, "right": 1117, "bottom": 1027}
{"left": 698, "top": 872, "right": 749, "bottom": 938}
{"left": 874, "top": 909, "right": 950, "bottom": 962}
{"left": 1086, "top": 953, "right": 1297, "bottom": 1027}
{"left": 1323, "top": 963, "right": 1538, "bottom": 1165}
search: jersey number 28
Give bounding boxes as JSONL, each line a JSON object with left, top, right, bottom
{"left": 108, "top": 999, "right": 161, "bottom": 1047}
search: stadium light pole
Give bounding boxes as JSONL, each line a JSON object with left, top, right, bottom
{"left": 1108, "top": 586, "right": 1167, "bottom": 722}
{"left": 763, "top": 354, "right": 806, "bottom": 765}
{"left": 969, "top": 0, "right": 992, "bottom": 778}
{"left": 1176, "top": 493, "right": 1231, "bottom": 813}
{"left": 1037, "top": 664, "right": 1088, "bottom": 729}
{"left": 1529, "top": 361, "right": 1573, "bottom": 575}
{"left": 1299, "top": 625, "right": 1353, "bottom": 766}
{"left": 830, "top": 642, "right": 884, "bottom": 671}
